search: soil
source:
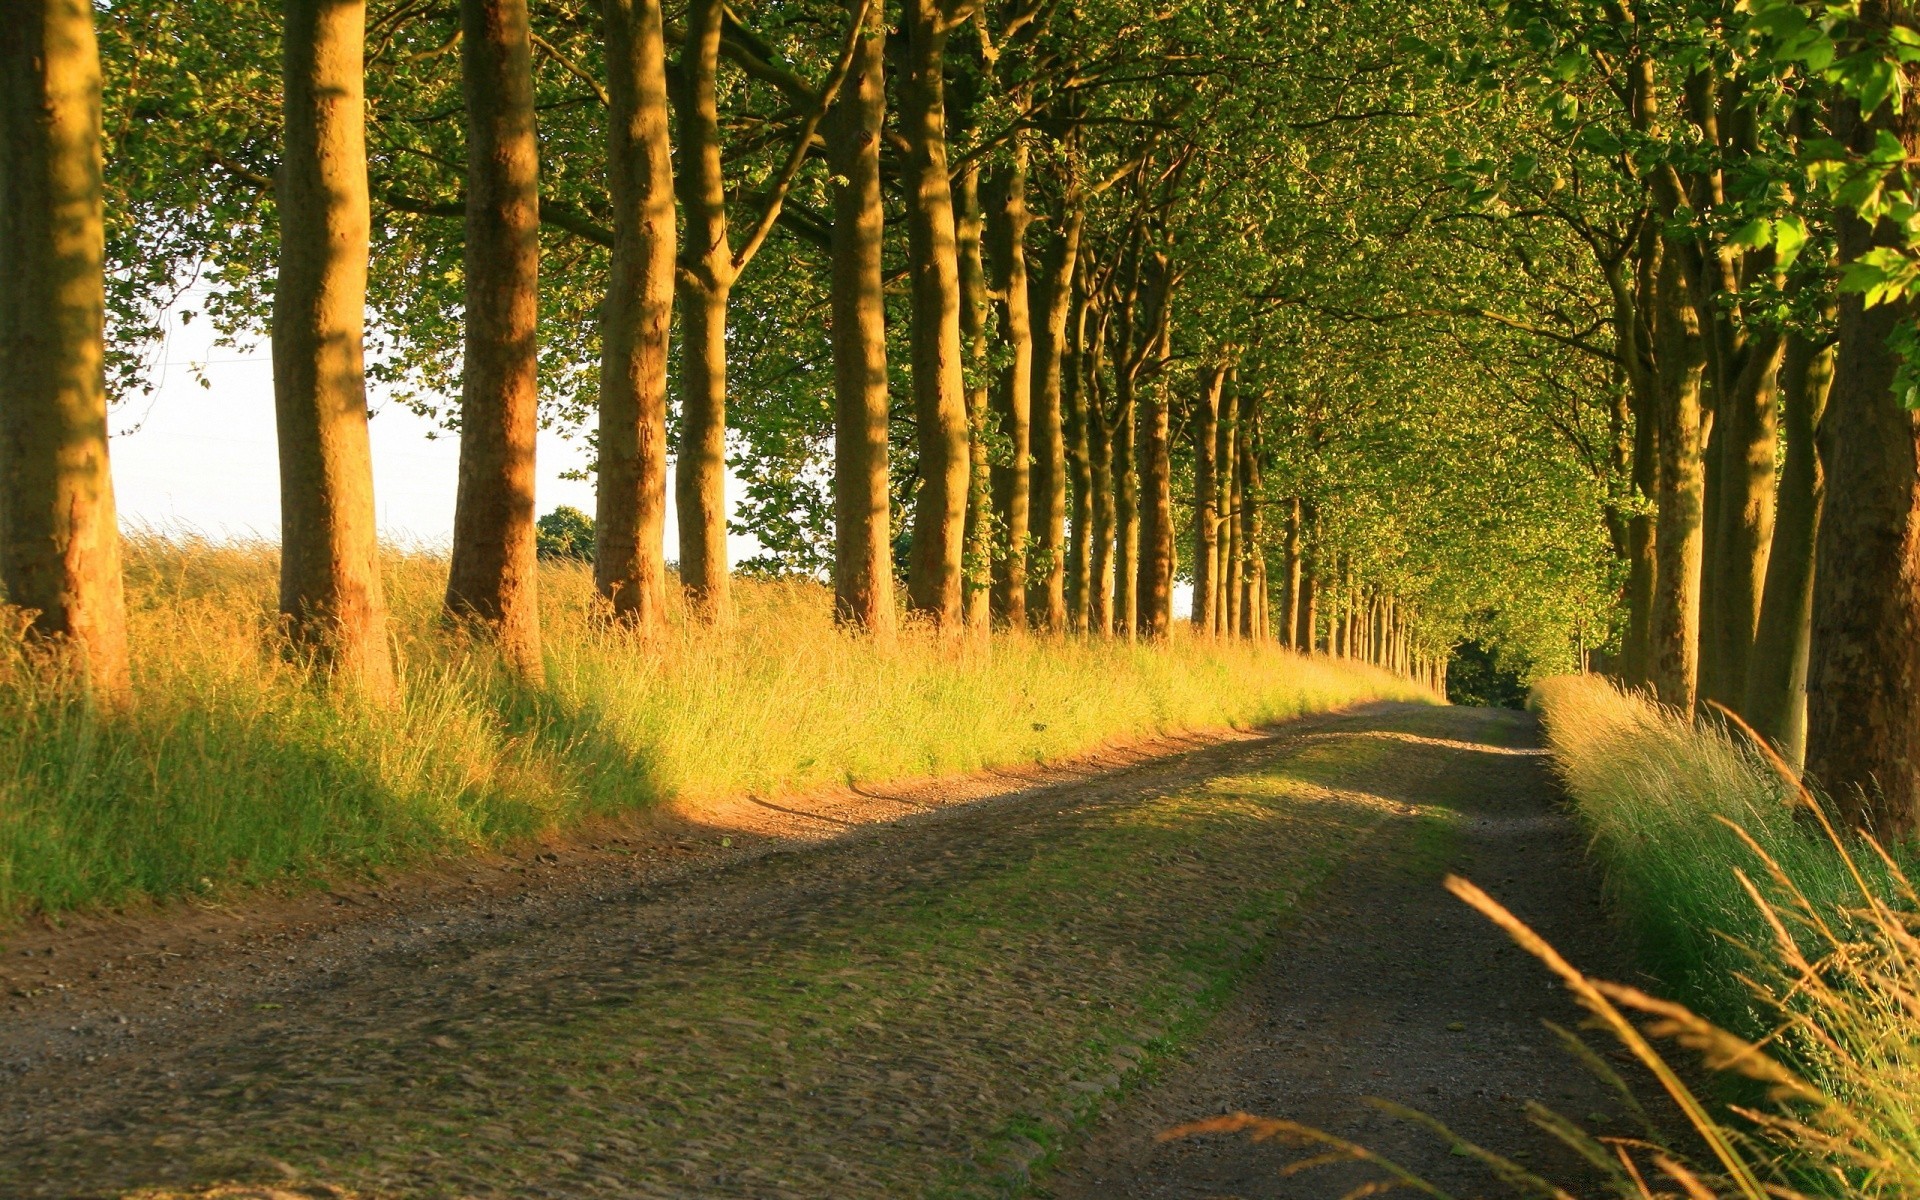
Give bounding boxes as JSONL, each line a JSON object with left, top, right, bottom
{"left": 0, "top": 703, "right": 1646, "bottom": 1199}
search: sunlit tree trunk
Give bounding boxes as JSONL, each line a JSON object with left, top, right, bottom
{"left": 0, "top": 0, "right": 128, "bottom": 703}
{"left": 1807, "top": 60, "right": 1920, "bottom": 833}
{"left": 956, "top": 166, "right": 992, "bottom": 630}
{"left": 1702, "top": 334, "right": 1784, "bottom": 708}
{"left": 1087, "top": 318, "right": 1115, "bottom": 636}
{"left": 985, "top": 146, "right": 1032, "bottom": 628}
{"left": 826, "top": 0, "right": 891, "bottom": 633}
{"left": 1027, "top": 204, "right": 1079, "bottom": 631}
{"left": 595, "top": 0, "right": 675, "bottom": 634}
{"left": 1219, "top": 375, "right": 1240, "bottom": 637}
{"left": 1281, "top": 497, "right": 1301, "bottom": 650}
{"left": 1745, "top": 329, "right": 1832, "bottom": 764}
{"left": 1190, "top": 366, "right": 1223, "bottom": 633}
{"left": 273, "top": 0, "right": 393, "bottom": 701}
{"left": 448, "top": 0, "right": 542, "bottom": 677}
{"left": 1237, "top": 389, "right": 1262, "bottom": 638}
{"left": 670, "top": 0, "right": 734, "bottom": 620}
{"left": 900, "top": 0, "right": 968, "bottom": 628}
{"left": 1649, "top": 248, "right": 1709, "bottom": 710}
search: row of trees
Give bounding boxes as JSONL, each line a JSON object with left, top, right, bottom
{"left": 13, "top": 0, "right": 1914, "bottom": 833}
{"left": 1415, "top": 0, "right": 1920, "bottom": 832}
{"left": 8, "top": 0, "right": 1506, "bottom": 704}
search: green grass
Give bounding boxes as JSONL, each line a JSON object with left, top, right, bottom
{"left": 0, "top": 535, "right": 1429, "bottom": 923}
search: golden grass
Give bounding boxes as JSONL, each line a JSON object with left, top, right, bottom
{"left": 0, "top": 535, "right": 1427, "bottom": 922}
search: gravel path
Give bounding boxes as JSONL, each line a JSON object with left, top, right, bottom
{"left": 1043, "top": 706, "right": 1644, "bottom": 1198}
{"left": 0, "top": 703, "right": 1634, "bottom": 1199}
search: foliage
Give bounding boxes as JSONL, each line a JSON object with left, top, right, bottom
{"left": 535, "top": 506, "right": 597, "bottom": 563}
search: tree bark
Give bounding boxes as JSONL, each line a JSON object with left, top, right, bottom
{"left": 274, "top": 0, "right": 393, "bottom": 700}
{"left": 0, "top": 0, "right": 128, "bottom": 702}
{"left": 1134, "top": 367, "right": 1174, "bottom": 638}
{"left": 1622, "top": 384, "right": 1658, "bottom": 686}
{"left": 1806, "top": 64, "right": 1920, "bottom": 833}
{"left": 1190, "top": 366, "right": 1223, "bottom": 633}
{"left": 1063, "top": 285, "right": 1091, "bottom": 632}
{"left": 956, "top": 166, "right": 992, "bottom": 630}
{"left": 1281, "top": 496, "right": 1301, "bottom": 649}
{"left": 1027, "top": 204, "right": 1079, "bottom": 631}
{"left": 448, "top": 0, "right": 542, "bottom": 677}
{"left": 984, "top": 146, "right": 1032, "bottom": 629}
{"left": 1744, "top": 329, "right": 1832, "bottom": 764}
{"left": 826, "top": 0, "right": 891, "bottom": 632}
{"left": 1112, "top": 365, "right": 1138, "bottom": 639}
{"left": 1702, "top": 333, "right": 1784, "bottom": 707}
{"left": 1649, "top": 247, "right": 1709, "bottom": 710}
{"left": 1219, "top": 374, "right": 1240, "bottom": 637}
{"left": 900, "top": 0, "right": 969, "bottom": 629}
{"left": 671, "top": 0, "right": 733, "bottom": 620}
{"left": 1236, "top": 386, "right": 1262, "bottom": 638}
{"left": 595, "top": 0, "right": 675, "bottom": 634}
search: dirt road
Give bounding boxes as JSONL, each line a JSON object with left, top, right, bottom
{"left": 0, "top": 704, "right": 1633, "bottom": 1199}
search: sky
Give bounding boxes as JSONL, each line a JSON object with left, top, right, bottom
{"left": 108, "top": 297, "right": 759, "bottom": 561}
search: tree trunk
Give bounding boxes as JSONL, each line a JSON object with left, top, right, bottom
{"left": 1281, "top": 496, "right": 1301, "bottom": 649}
{"left": 956, "top": 166, "right": 992, "bottom": 629}
{"left": 1027, "top": 205, "right": 1079, "bottom": 631}
{"left": 671, "top": 0, "right": 733, "bottom": 620}
{"left": 1649, "top": 247, "right": 1709, "bottom": 710}
{"left": 275, "top": 0, "right": 393, "bottom": 700}
{"left": 0, "top": 0, "right": 128, "bottom": 702}
{"left": 448, "top": 0, "right": 542, "bottom": 677}
{"left": 1702, "top": 333, "right": 1784, "bottom": 707}
{"left": 1135, "top": 369, "right": 1174, "bottom": 638}
{"left": 826, "top": 0, "right": 891, "bottom": 632}
{"left": 1806, "top": 64, "right": 1920, "bottom": 833}
{"left": 275, "top": 2, "right": 391, "bottom": 671}
{"left": 1063, "top": 288, "right": 1091, "bottom": 632}
{"left": 1622, "top": 380, "right": 1659, "bottom": 685}
{"left": 1237, "top": 391, "right": 1262, "bottom": 638}
{"left": 1190, "top": 366, "right": 1223, "bottom": 633}
{"left": 984, "top": 147, "right": 1032, "bottom": 628}
{"left": 900, "top": 0, "right": 968, "bottom": 628}
{"left": 1744, "top": 329, "right": 1833, "bottom": 764}
{"left": 1219, "top": 376, "right": 1240, "bottom": 637}
{"left": 595, "top": 0, "right": 675, "bottom": 634}
{"left": 1088, "top": 385, "right": 1114, "bottom": 636}
{"left": 1112, "top": 369, "right": 1138, "bottom": 639}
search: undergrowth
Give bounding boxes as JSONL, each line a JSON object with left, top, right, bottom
{"left": 0, "top": 534, "right": 1425, "bottom": 922}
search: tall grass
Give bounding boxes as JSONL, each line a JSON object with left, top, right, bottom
{"left": 1528, "top": 675, "right": 1920, "bottom": 1196}
{"left": 1176, "top": 676, "right": 1920, "bottom": 1198}
{"left": 0, "top": 535, "right": 1426, "bottom": 922}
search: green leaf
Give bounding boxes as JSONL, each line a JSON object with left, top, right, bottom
{"left": 1726, "top": 218, "right": 1773, "bottom": 250}
{"left": 1773, "top": 213, "right": 1810, "bottom": 268}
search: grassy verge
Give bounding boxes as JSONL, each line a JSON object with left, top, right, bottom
{"left": 0, "top": 536, "right": 1426, "bottom": 922}
{"left": 17, "top": 710, "right": 1463, "bottom": 1199}
{"left": 1531, "top": 675, "right": 1920, "bottom": 1194}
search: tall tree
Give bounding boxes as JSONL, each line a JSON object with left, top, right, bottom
{"left": 985, "top": 142, "right": 1033, "bottom": 628}
{"left": 900, "top": 0, "right": 972, "bottom": 628}
{"left": 0, "top": 0, "right": 129, "bottom": 702}
{"left": 1806, "top": 33, "right": 1920, "bottom": 834}
{"left": 274, "top": 0, "right": 394, "bottom": 699}
{"left": 447, "top": 0, "right": 543, "bottom": 677}
{"left": 594, "top": 0, "right": 676, "bottom": 633}
{"left": 1190, "top": 363, "right": 1224, "bottom": 632}
{"left": 826, "top": 0, "right": 893, "bottom": 632}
